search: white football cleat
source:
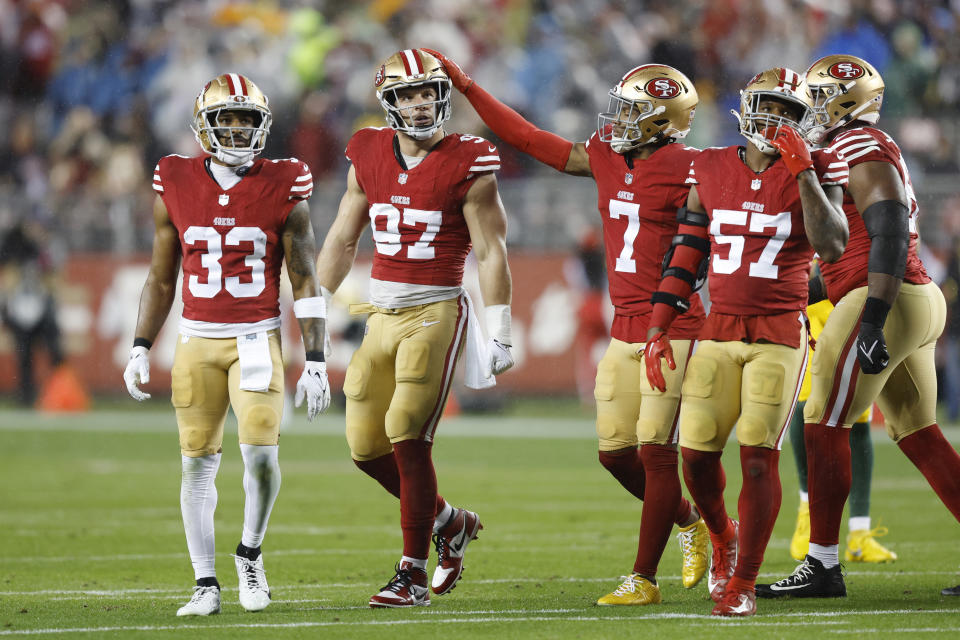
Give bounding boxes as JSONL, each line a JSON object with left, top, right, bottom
{"left": 176, "top": 585, "right": 221, "bottom": 616}
{"left": 234, "top": 554, "right": 272, "bottom": 612}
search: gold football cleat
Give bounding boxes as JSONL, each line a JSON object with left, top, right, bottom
{"left": 845, "top": 526, "right": 897, "bottom": 563}
{"left": 677, "top": 518, "right": 709, "bottom": 588}
{"left": 790, "top": 501, "right": 810, "bottom": 562}
{"left": 596, "top": 573, "right": 662, "bottom": 606}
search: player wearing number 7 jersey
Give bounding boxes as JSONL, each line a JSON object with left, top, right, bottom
{"left": 644, "top": 68, "right": 849, "bottom": 616}
{"left": 123, "top": 74, "right": 329, "bottom": 616}
{"left": 424, "top": 48, "right": 711, "bottom": 606}
{"left": 314, "top": 49, "right": 513, "bottom": 608}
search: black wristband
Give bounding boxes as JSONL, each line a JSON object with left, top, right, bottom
{"left": 133, "top": 337, "right": 153, "bottom": 350}
{"left": 861, "top": 296, "right": 891, "bottom": 328}
{"left": 305, "top": 350, "right": 325, "bottom": 363}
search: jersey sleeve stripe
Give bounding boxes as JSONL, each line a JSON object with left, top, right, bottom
{"left": 838, "top": 145, "right": 882, "bottom": 162}
{"left": 294, "top": 174, "right": 313, "bottom": 182}
{"left": 290, "top": 183, "right": 313, "bottom": 193}
{"left": 468, "top": 164, "right": 501, "bottom": 172}
{"left": 822, "top": 170, "right": 849, "bottom": 179}
{"left": 474, "top": 155, "right": 500, "bottom": 162}
{"left": 834, "top": 139, "right": 880, "bottom": 154}
{"left": 830, "top": 134, "right": 874, "bottom": 149}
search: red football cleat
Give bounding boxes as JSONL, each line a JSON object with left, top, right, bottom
{"left": 431, "top": 508, "right": 483, "bottom": 595}
{"left": 369, "top": 562, "right": 430, "bottom": 608}
{"left": 712, "top": 585, "right": 757, "bottom": 617}
{"left": 708, "top": 519, "right": 739, "bottom": 602}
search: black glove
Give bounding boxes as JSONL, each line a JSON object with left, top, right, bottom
{"left": 856, "top": 297, "right": 891, "bottom": 374}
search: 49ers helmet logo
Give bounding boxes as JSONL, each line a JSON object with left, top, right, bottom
{"left": 374, "top": 65, "right": 386, "bottom": 87}
{"left": 645, "top": 77, "right": 681, "bottom": 98}
{"left": 828, "top": 62, "right": 865, "bottom": 79}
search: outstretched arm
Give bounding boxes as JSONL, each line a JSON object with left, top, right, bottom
{"left": 424, "top": 48, "right": 591, "bottom": 176}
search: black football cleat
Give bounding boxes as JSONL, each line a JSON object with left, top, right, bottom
{"left": 942, "top": 584, "right": 960, "bottom": 596}
{"left": 755, "top": 555, "right": 846, "bottom": 598}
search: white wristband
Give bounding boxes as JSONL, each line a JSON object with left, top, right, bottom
{"left": 484, "top": 304, "right": 512, "bottom": 346}
{"left": 293, "top": 295, "right": 326, "bottom": 319}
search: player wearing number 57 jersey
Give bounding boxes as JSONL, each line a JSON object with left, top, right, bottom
{"left": 758, "top": 55, "right": 960, "bottom": 601}
{"left": 426, "top": 48, "right": 710, "bottom": 607}
{"left": 645, "top": 68, "right": 849, "bottom": 616}
{"left": 123, "top": 74, "right": 329, "bottom": 617}
{"left": 314, "top": 49, "right": 513, "bottom": 608}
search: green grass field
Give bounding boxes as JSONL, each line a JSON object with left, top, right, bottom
{"left": 2, "top": 402, "right": 960, "bottom": 638}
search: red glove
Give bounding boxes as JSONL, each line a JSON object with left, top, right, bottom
{"left": 642, "top": 331, "right": 675, "bottom": 393}
{"left": 772, "top": 126, "right": 814, "bottom": 177}
{"left": 422, "top": 48, "right": 474, "bottom": 93}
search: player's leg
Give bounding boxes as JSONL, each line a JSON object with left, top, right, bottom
{"left": 717, "top": 339, "right": 804, "bottom": 616}
{"left": 172, "top": 335, "right": 231, "bottom": 616}
{"left": 595, "top": 339, "right": 701, "bottom": 605}
{"left": 883, "top": 285, "right": 960, "bottom": 529}
{"left": 845, "top": 409, "right": 897, "bottom": 562}
{"left": 371, "top": 298, "right": 468, "bottom": 606}
{"left": 787, "top": 401, "right": 810, "bottom": 561}
{"left": 677, "top": 340, "right": 743, "bottom": 604}
{"left": 227, "top": 331, "right": 285, "bottom": 612}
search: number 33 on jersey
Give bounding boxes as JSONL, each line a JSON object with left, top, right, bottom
{"left": 346, "top": 127, "right": 500, "bottom": 286}
{"left": 152, "top": 155, "right": 313, "bottom": 324}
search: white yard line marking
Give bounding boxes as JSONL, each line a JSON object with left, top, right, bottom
{"left": 1, "top": 610, "right": 958, "bottom": 636}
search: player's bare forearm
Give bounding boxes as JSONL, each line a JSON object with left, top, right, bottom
{"left": 283, "top": 201, "right": 323, "bottom": 353}
{"left": 477, "top": 248, "right": 512, "bottom": 306}
{"left": 134, "top": 196, "right": 181, "bottom": 343}
{"left": 799, "top": 176, "right": 848, "bottom": 263}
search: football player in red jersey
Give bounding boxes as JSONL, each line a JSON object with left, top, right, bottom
{"left": 644, "top": 68, "right": 850, "bottom": 616}
{"left": 757, "top": 55, "right": 960, "bottom": 600}
{"left": 314, "top": 49, "right": 513, "bottom": 608}
{"left": 423, "top": 48, "right": 710, "bottom": 605}
{"left": 122, "top": 74, "right": 328, "bottom": 616}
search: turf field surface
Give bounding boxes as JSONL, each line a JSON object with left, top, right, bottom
{"left": 2, "top": 406, "right": 959, "bottom": 638}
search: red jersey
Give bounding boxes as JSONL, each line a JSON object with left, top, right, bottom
{"left": 821, "top": 126, "right": 930, "bottom": 303}
{"left": 152, "top": 155, "right": 312, "bottom": 325}
{"left": 346, "top": 127, "right": 500, "bottom": 287}
{"left": 687, "top": 146, "right": 848, "bottom": 346}
{"left": 585, "top": 133, "right": 705, "bottom": 342}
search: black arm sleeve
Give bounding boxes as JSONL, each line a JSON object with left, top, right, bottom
{"left": 862, "top": 199, "right": 909, "bottom": 279}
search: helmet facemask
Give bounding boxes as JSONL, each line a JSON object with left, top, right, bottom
{"left": 734, "top": 91, "right": 810, "bottom": 155}
{"left": 598, "top": 93, "right": 672, "bottom": 153}
{"left": 378, "top": 78, "right": 452, "bottom": 140}
{"left": 192, "top": 74, "right": 272, "bottom": 166}
{"left": 804, "top": 80, "right": 881, "bottom": 144}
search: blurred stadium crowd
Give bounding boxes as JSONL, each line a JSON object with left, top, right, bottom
{"left": 1, "top": 0, "right": 960, "bottom": 408}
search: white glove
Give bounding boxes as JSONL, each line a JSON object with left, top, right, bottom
{"left": 123, "top": 346, "right": 151, "bottom": 401}
{"left": 295, "top": 360, "right": 330, "bottom": 420}
{"left": 487, "top": 338, "right": 514, "bottom": 376}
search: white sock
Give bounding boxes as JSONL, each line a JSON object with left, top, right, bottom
{"left": 848, "top": 516, "right": 871, "bottom": 532}
{"left": 798, "top": 491, "right": 808, "bottom": 503}
{"left": 181, "top": 453, "right": 221, "bottom": 580}
{"left": 434, "top": 500, "right": 454, "bottom": 532}
{"left": 808, "top": 543, "right": 839, "bottom": 568}
{"left": 401, "top": 555, "right": 427, "bottom": 571}
{"left": 240, "top": 444, "right": 281, "bottom": 549}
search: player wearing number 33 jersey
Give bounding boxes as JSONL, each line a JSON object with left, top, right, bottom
{"left": 124, "top": 73, "right": 328, "bottom": 617}
{"left": 646, "top": 67, "right": 849, "bottom": 616}
{"left": 425, "top": 48, "right": 711, "bottom": 606}
{"left": 315, "top": 49, "right": 513, "bottom": 607}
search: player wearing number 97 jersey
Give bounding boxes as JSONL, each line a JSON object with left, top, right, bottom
{"left": 645, "top": 67, "right": 849, "bottom": 616}
{"left": 424, "top": 48, "right": 711, "bottom": 607}
{"left": 314, "top": 49, "right": 513, "bottom": 607}
{"left": 124, "top": 73, "right": 328, "bottom": 616}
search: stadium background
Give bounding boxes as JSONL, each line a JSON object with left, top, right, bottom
{"left": 2, "top": 0, "right": 960, "bottom": 406}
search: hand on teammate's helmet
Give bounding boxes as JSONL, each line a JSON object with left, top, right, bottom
{"left": 123, "top": 346, "right": 151, "bottom": 401}
{"left": 772, "top": 126, "right": 814, "bottom": 177}
{"left": 421, "top": 48, "right": 474, "bottom": 93}
{"left": 642, "top": 331, "right": 675, "bottom": 393}
{"left": 295, "top": 360, "right": 331, "bottom": 420}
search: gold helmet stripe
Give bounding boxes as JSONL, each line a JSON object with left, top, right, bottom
{"left": 400, "top": 49, "right": 425, "bottom": 78}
